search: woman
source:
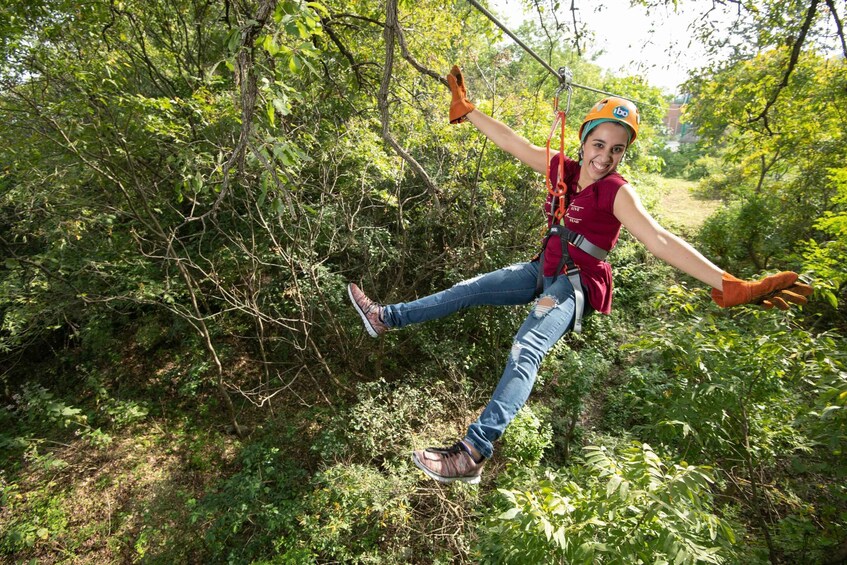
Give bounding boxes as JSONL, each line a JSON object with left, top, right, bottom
{"left": 347, "top": 66, "right": 811, "bottom": 484}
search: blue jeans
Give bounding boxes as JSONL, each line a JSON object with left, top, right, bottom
{"left": 382, "top": 262, "right": 576, "bottom": 459}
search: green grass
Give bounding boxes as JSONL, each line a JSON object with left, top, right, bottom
{"left": 649, "top": 175, "right": 721, "bottom": 233}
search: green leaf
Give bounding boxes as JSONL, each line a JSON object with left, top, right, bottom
{"left": 553, "top": 527, "right": 567, "bottom": 549}
{"left": 226, "top": 28, "right": 241, "bottom": 53}
{"left": 607, "top": 474, "right": 623, "bottom": 497}
{"left": 266, "top": 101, "right": 275, "bottom": 128}
{"left": 499, "top": 507, "right": 520, "bottom": 520}
{"left": 821, "top": 405, "right": 841, "bottom": 419}
{"left": 262, "top": 34, "right": 279, "bottom": 56}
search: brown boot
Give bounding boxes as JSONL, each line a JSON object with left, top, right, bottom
{"left": 412, "top": 441, "right": 485, "bottom": 484}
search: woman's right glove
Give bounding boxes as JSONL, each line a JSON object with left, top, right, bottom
{"left": 447, "top": 65, "right": 475, "bottom": 124}
{"left": 711, "top": 271, "right": 813, "bottom": 310}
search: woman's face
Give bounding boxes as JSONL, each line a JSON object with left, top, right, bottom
{"left": 581, "top": 122, "right": 629, "bottom": 183}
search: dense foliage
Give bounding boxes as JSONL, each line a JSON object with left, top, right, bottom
{"left": 1, "top": 0, "right": 845, "bottom": 563}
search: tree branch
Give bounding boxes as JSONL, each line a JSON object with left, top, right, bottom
{"left": 378, "top": 0, "right": 441, "bottom": 204}
{"left": 392, "top": 14, "right": 448, "bottom": 87}
{"left": 824, "top": 0, "right": 847, "bottom": 59}
{"left": 750, "top": 0, "right": 819, "bottom": 127}
{"left": 185, "top": 0, "right": 277, "bottom": 223}
{"left": 570, "top": 0, "right": 583, "bottom": 57}
{"left": 321, "top": 17, "right": 364, "bottom": 87}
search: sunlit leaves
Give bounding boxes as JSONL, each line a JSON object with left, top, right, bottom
{"left": 480, "top": 443, "right": 735, "bottom": 564}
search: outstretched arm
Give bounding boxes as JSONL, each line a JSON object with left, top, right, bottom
{"left": 447, "top": 65, "right": 549, "bottom": 174}
{"left": 613, "top": 184, "right": 812, "bottom": 309}
{"left": 465, "top": 110, "right": 549, "bottom": 174}
{"left": 613, "top": 184, "right": 724, "bottom": 289}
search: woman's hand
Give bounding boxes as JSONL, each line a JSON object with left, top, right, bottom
{"left": 447, "top": 65, "right": 475, "bottom": 124}
{"left": 446, "top": 64, "right": 549, "bottom": 173}
{"left": 614, "top": 185, "right": 813, "bottom": 311}
{"left": 711, "top": 272, "right": 813, "bottom": 310}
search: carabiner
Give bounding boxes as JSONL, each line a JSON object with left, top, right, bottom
{"left": 552, "top": 67, "right": 574, "bottom": 115}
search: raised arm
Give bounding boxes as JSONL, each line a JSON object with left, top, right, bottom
{"left": 613, "top": 184, "right": 812, "bottom": 309}
{"left": 448, "top": 66, "right": 549, "bottom": 175}
{"left": 466, "top": 110, "right": 549, "bottom": 174}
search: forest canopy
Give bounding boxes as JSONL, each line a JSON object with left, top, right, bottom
{"left": 1, "top": 0, "right": 846, "bottom": 562}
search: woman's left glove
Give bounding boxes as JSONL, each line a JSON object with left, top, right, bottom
{"left": 711, "top": 271, "right": 813, "bottom": 310}
{"left": 447, "top": 65, "right": 475, "bottom": 124}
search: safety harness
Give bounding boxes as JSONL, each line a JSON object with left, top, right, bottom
{"left": 534, "top": 80, "right": 611, "bottom": 333}
{"left": 534, "top": 224, "right": 609, "bottom": 334}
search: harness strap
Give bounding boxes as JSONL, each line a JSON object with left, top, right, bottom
{"left": 567, "top": 269, "right": 587, "bottom": 334}
{"left": 534, "top": 225, "right": 607, "bottom": 334}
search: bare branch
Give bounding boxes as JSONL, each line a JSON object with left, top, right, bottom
{"left": 570, "top": 0, "right": 583, "bottom": 57}
{"left": 378, "top": 0, "right": 441, "bottom": 204}
{"left": 321, "top": 17, "right": 365, "bottom": 87}
{"left": 393, "top": 15, "right": 448, "bottom": 87}
{"left": 824, "top": 0, "right": 847, "bottom": 59}
{"left": 186, "top": 0, "right": 277, "bottom": 223}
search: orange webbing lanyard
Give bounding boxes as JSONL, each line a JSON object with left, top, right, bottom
{"left": 545, "top": 110, "right": 568, "bottom": 222}
{"left": 545, "top": 83, "right": 573, "bottom": 222}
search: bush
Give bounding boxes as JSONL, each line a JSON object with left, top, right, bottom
{"left": 656, "top": 142, "right": 707, "bottom": 180}
{"left": 279, "top": 463, "right": 416, "bottom": 563}
{"left": 541, "top": 343, "right": 612, "bottom": 462}
{"left": 191, "top": 441, "right": 308, "bottom": 562}
{"left": 0, "top": 480, "right": 69, "bottom": 555}
{"left": 501, "top": 405, "right": 552, "bottom": 467}
{"left": 477, "top": 442, "right": 737, "bottom": 564}
{"left": 697, "top": 196, "right": 785, "bottom": 272}
{"left": 313, "top": 379, "right": 442, "bottom": 463}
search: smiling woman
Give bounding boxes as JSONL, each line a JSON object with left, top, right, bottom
{"left": 347, "top": 65, "right": 812, "bottom": 485}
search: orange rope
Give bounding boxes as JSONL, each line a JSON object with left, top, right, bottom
{"left": 545, "top": 108, "right": 569, "bottom": 221}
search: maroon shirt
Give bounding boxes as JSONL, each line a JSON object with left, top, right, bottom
{"left": 542, "top": 153, "right": 626, "bottom": 314}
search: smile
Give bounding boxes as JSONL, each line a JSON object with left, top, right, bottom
{"left": 591, "top": 160, "right": 611, "bottom": 173}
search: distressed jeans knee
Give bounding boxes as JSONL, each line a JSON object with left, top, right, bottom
{"left": 533, "top": 295, "right": 558, "bottom": 318}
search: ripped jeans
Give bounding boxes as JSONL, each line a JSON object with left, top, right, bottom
{"left": 381, "top": 261, "right": 577, "bottom": 459}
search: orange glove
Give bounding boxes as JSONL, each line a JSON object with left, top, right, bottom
{"left": 447, "top": 65, "right": 475, "bottom": 124}
{"left": 711, "top": 271, "right": 813, "bottom": 310}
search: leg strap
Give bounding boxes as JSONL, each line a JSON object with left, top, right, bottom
{"left": 533, "top": 232, "right": 587, "bottom": 333}
{"left": 567, "top": 268, "right": 586, "bottom": 334}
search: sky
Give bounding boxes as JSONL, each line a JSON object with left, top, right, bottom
{"left": 489, "top": 0, "right": 720, "bottom": 94}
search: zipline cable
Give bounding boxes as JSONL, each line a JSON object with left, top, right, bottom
{"left": 465, "top": 0, "right": 647, "bottom": 107}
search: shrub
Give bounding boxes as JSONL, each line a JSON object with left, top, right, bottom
{"left": 0, "top": 480, "right": 69, "bottom": 555}
{"left": 541, "top": 344, "right": 612, "bottom": 462}
{"left": 313, "top": 379, "right": 441, "bottom": 463}
{"left": 477, "top": 443, "right": 737, "bottom": 564}
{"left": 501, "top": 405, "right": 552, "bottom": 467}
{"left": 191, "top": 441, "right": 308, "bottom": 562}
{"left": 279, "top": 463, "right": 415, "bottom": 563}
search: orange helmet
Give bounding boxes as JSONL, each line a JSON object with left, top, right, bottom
{"left": 578, "top": 97, "right": 640, "bottom": 144}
